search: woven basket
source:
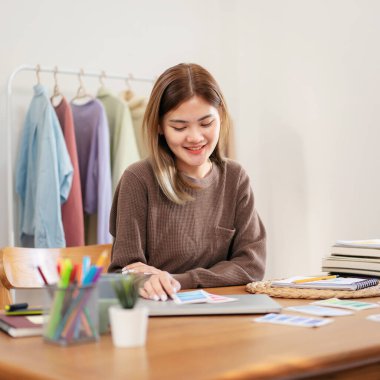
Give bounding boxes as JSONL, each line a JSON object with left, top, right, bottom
{"left": 246, "top": 280, "right": 380, "bottom": 299}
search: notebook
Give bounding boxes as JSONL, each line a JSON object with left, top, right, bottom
{"left": 271, "top": 276, "right": 379, "bottom": 290}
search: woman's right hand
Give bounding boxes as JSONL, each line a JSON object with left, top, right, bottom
{"left": 139, "top": 271, "right": 181, "bottom": 302}
{"left": 122, "top": 262, "right": 162, "bottom": 275}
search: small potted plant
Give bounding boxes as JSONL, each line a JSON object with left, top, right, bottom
{"left": 108, "top": 274, "right": 148, "bottom": 348}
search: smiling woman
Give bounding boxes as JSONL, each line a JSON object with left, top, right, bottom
{"left": 162, "top": 96, "right": 220, "bottom": 179}
{"left": 108, "top": 63, "right": 266, "bottom": 302}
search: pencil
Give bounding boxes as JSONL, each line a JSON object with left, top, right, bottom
{"left": 293, "top": 275, "right": 337, "bottom": 284}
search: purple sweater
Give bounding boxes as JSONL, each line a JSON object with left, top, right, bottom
{"left": 71, "top": 99, "right": 112, "bottom": 244}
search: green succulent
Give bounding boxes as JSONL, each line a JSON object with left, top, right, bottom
{"left": 112, "top": 275, "right": 139, "bottom": 309}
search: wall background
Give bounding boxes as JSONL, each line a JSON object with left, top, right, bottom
{"left": 1, "top": 0, "right": 379, "bottom": 279}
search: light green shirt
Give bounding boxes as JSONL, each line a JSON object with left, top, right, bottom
{"left": 97, "top": 87, "right": 140, "bottom": 192}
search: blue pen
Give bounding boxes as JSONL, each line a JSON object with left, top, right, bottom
{"left": 81, "top": 256, "right": 91, "bottom": 283}
{"left": 82, "top": 266, "right": 98, "bottom": 285}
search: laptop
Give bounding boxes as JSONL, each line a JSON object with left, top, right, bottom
{"left": 98, "top": 274, "right": 281, "bottom": 316}
{"left": 137, "top": 294, "right": 281, "bottom": 316}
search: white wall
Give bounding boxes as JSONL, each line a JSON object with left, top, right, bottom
{"left": 0, "top": 0, "right": 236, "bottom": 246}
{"left": 1, "top": 0, "right": 379, "bottom": 279}
{"left": 236, "top": 0, "right": 380, "bottom": 278}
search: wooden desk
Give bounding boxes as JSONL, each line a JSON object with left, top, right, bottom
{"left": 1, "top": 286, "right": 380, "bottom": 379}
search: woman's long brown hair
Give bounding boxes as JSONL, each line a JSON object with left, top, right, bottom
{"left": 143, "top": 63, "right": 231, "bottom": 204}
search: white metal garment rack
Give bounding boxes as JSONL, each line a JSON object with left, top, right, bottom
{"left": 6, "top": 64, "right": 155, "bottom": 246}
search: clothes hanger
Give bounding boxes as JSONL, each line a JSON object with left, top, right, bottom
{"left": 51, "top": 66, "right": 64, "bottom": 107}
{"left": 122, "top": 73, "right": 135, "bottom": 102}
{"left": 35, "top": 64, "right": 41, "bottom": 85}
{"left": 97, "top": 70, "right": 108, "bottom": 95}
{"left": 98, "top": 70, "right": 106, "bottom": 88}
{"left": 71, "top": 68, "right": 94, "bottom": 105}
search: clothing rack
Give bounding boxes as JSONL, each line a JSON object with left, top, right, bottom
{"left": 6, "top": 64, "right": 155, "bottom": 246}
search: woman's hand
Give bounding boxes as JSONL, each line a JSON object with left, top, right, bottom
{"left": 122, "top": 262, "right": 162, "bottom": 275}
{"left": 139, "top": 271, "right": 181, "bottom": 301}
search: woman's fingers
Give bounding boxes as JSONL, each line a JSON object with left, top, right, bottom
{"left": 142, "top": 278, "right": 161, "bottom": 301}
{"left": 139, "top": 287, "right": 150, "bottom": 300}
{"left": 170, "top": 277, "right": 181, "bottom": 293}
{"left": 141, "top": 272, "right": 180, "bottom": 301}
{"left": 121, "top": 265, "right": 181, "bottom": 301}
{"left": 153, "top": 272, "right": 176, "bottom": 300}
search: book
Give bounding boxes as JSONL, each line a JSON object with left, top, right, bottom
{"left": 322, "top": 267, "right": 380, "bottom": 278}
{"left": 331, "top": 246, "right": 380, "bottom": 258}
{"left": 0, "top": 314, "right": 43, "bottom": 338}
{"left": 335, "top": 239, "right": 380, "bottom": 249}
{"left": 323, "top": 256, "right": 380, "bottom": 272}
{"left": 331, "top": 239, "right": 380, "bottom": 258}
{"left": 271, "top": 276, "right": 379, "bottom": 290}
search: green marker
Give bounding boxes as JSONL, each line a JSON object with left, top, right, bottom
{"left": 46, "top": 259, "right": 73, "bottom": 340}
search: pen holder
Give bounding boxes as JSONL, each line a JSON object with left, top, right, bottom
{"left": 43, "top": 284, "right": 99, "bottom": 346}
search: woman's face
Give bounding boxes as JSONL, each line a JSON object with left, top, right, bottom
{"left": 161, "top": 96, "right": 221, "bottom": 178}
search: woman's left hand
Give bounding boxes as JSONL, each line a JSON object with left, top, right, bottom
{"left": 122, "top": 262, "right": 162, "bottom": 275}
{"left": 139, "top": 271, "right": 181, "bottom": 301}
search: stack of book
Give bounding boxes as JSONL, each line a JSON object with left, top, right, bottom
{"left": 0, "top": 314, "right": 43, "bottom": 338}
{"left": 322, "top": 239, "right": 380, "bottom": 277}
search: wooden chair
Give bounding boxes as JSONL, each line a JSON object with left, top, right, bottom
{"left": 0, "top": 244, "right": 112, "bottom": 309}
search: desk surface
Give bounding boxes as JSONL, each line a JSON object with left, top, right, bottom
{"left": 1, "top": 286, "right": 380, "bottom": 380}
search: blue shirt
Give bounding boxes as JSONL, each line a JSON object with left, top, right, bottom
{"left": 16, "top": 85, "right": 73, "bottom": 247}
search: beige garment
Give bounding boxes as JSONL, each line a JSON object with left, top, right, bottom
{"left": 120, "top": 90, "right": 148, "bottom": 159}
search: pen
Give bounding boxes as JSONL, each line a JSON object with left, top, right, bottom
{"left": 5, "top": 302, "right": 28, "bottom": 312}
{"left": 293, "top": 275, "right": 337, "bottom": 284}
{"left": 81, "top": 256, "right": 91, "bottom": 283}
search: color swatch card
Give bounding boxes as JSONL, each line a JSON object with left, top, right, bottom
{"left": 173, "top": 290, "right": 237, "bottom": 304}
{"left": 254, "top": 313, "right": 333, "bottom": 328}
{"left": 205, "top": 293, "right": 238, "bottom": 304}
{"left": 173, "top": 290, "right": 209, "bottom": 304}
{"left": 286, "top": 305, "right": 353, "bottom": 317}
{"left": 312, "top": 298, "right": 379, "bottom": 311}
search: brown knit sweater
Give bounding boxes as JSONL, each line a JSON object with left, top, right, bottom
{"left": 108, "top": 158, "right": 266, "bottom": 289}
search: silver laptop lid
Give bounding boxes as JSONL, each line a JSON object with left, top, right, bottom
{"left": 137, "top": 294, "right": 281, "bottom": 316}
{"left": 98, "top": 274, "right": 282, "bottom": 316}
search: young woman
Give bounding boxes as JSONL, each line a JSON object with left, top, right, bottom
{"left": 108, "top": 63, "right": 266, "bottom": 301}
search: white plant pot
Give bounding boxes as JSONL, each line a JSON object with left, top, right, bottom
{"left": 109, "top": 305, "right": 148, "bottom": 348}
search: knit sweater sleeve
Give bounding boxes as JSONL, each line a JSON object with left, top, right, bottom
{"left": 108, "top": 168, "right": 148, "bottom": 272}
{"left": 173, "top": 167, "right": 266, "bottom": 289}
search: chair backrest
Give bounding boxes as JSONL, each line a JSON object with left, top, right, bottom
{"left": 0, "top": 244, "right": 112, "bottom": 308}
